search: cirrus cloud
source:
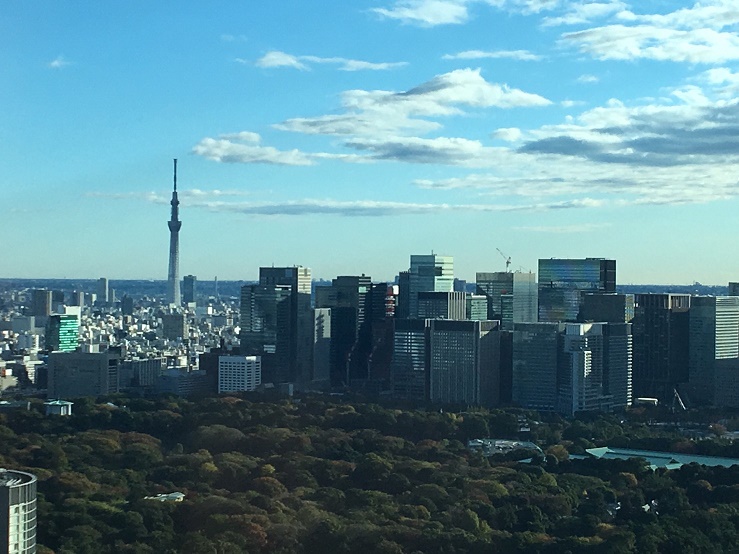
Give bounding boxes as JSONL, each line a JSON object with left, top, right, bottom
{"left": 255, "top": 50, "right": 408, "bottom": 71}
{"left": 442, "top": 49, "right": 542, "bottom": 61}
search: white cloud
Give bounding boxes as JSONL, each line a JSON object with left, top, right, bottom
{"left": 300, "top": 55, "right": 408, "bottom": 71}
{"left": 696, "top": 67, "right": 739, "bottom": 98}
{"left": 562, "top": 24, "right": 739, "bottom": 64}
{"left": 372, "top": 0, "right": 564, "bottom": 27}
{"left": 48, "top": 55, "right": 71, "bottom": 69}
{"left": 180, "top": 189, "right": 250, "bottom": 198}
{"left": 618, "top": 2, "right": 739, "bottom": 31}
{"left": 277, "top": 68, "right": 550, "bottom": 138}
{"left": 219, "top": 131, "right": 262, "bottom": 143}
{"left": 542, "top": 1, "right": 626, "bottom": 27}
{"left": 409, "top": 73, "right": 739, "bottom": 208}
{"left": 255, "top": 51, "right": 308, "bottom": 70}
{"left": 158, "top": 196, "right": 605, "bottom": 216}
{"left": 372, "top": 0, "right": 470, "bottom": 26}
{"left": 492, "top": 127, "right": 522, "bottom": 141}
{"left": 253, "top": 50, "right": 407, "bottom": 71}
{"left": 700, "top": 67, "right": 739, "bottom": 86}
{"left": 402, "top": 68, "right": 551, "bottom": 109}
{"left": 482, "top": 0, "right": 561, "bottom": 15}
{"left": 577, "top": 74, "right": 599, "bottom": 84}
{"left": 192, "top": 134, "right": 316, "bottom": 165}
{"left": 443, "top": 49, "right": 542, "bottom": 61}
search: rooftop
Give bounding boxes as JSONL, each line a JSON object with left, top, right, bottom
{"left": 0, "top": 469, "right": 36, "bottom": 487}
{"left": 586, "top": 447, "right": 739, "bottom": 470}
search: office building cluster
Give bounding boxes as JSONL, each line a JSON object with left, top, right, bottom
{"left": 2, "top": 252, "right": 739, "bottom": 414}
{"left": 1, "top": 163, "right": 737, "bottom": 414}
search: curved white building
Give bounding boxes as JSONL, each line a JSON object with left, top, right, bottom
{"left": 0, "top": 469, "right": 36, "bottom": 554}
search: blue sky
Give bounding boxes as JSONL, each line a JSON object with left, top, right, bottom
{"left": 3, "top": 1, "right": 739, "bottom": 284}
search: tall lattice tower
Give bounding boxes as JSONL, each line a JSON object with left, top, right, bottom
{"left": 167, "top": 159, "right": 181, "bottom": 305}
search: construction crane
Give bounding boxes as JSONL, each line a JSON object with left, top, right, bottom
{"left": 496, "top": 248, "right": 511, "bottom": 272}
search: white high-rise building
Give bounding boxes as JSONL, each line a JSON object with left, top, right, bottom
{"left": 218, "top": 355, "right": 261, "bottom": 393}
{"left": 0, "top": 469, "right": 37, "bottom": 554}
{"left": 690, "top": 296, "right": 739, "bottom": 406}
{"left": 559, "top": 323, "right": 609, "bottom": 415}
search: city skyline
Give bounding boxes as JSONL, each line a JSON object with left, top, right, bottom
{"left": 3, "top": 2, "right": 739, "bottom": 284}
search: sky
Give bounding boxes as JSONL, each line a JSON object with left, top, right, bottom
{"left": 3, "top": 1, "right": 739, "bottom": 284}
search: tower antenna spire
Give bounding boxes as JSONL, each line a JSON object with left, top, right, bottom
{"left": 167, "top": 159, "right": 182, "bottom": 305}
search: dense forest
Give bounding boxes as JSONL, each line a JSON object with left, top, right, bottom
{"left": 3, "top": 395, "right": 739, "bottom": 553}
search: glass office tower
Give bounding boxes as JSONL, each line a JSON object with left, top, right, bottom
{"left": 538, "top": 258, "right": 616, "bottom": 322}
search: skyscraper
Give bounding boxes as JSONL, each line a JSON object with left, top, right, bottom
{"left": 0, "top": 469, "right": 37, "bottom": 554}
{"left": 46, "top": 314, "right": 79, "bottom": 352}
{"left": 167, "top": 159, "right": 181, "bottom": 305}
{"left": 512, "top": 322, "right": 564, "bottom": 411}
{"left": 312, "top": 308, "right": 332, "bottom": 387}
{"left": 183, "top": 275, "right": 197, "bottom": 304}
{"left": 259, "top": 266, "right": 313, "bottom": 385}
{"left": 632, "top": 293, "right": 690, "bottom": 401}
{"left": 476, "top": 271, "right": 537, "bottom": 329}
{"left": 512, "top": 320, "right": 631, "bottom": 414}
{"left": 30, "top": 290, "right": 51, "bottom": 318}
{"left": 97, "top": 278, "right": 109, "bottom": 304}
{"left": 239, "top": 266, "right": 312, "bottom": 386}
{"left": 400, "top": 254, "right": 454, "bottom": 319}
{"left": 558, "top": 323, "right": 632, "bottom": 415}
{"left": 581, "top": 293, "right": 635, "bottom": 323}
{"left": 538, "top": 258, "right": 616, "bottom": 322}
{"left": 689, "top": 296, "right": 739, "bottom": 406}
{"left": 428, "top": 319, "right": 500, "bottom": 407}
{"left": 315, "top": 275, "right": 373, "bottom": 385}
{"left": 391, "top": 318, "right": 429, "bottom": 401}
{"left": 417, "top": 291, "right": 467, "bottom": 320}
{"left": 121, "top": 295, "right": 134, "bottom": 316}
{"left": 240, "top": 284, "right": 292, "bottom": 383}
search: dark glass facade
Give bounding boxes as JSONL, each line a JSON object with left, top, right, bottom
{"left": 46, "top": 314, "right": 79, "bottom": 352}
{"left": 538, "top": 258, "right": 616, "bottom": 322}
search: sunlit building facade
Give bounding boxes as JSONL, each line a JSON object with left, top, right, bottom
{"left": 0, "top": 469, "right": 37, "bottom": 554}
